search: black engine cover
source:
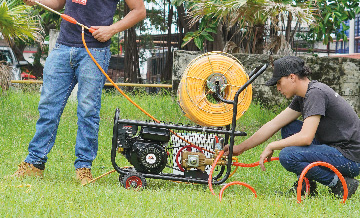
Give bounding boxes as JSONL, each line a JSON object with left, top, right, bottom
{"left": 128, "top": 141, "right": 167, "bottom": 174}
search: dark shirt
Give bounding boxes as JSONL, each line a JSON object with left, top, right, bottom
{"left": 57, "top": 0, "right": 119, "bottom": 48}
{"left": 289, "top": 80, "right": 360, "bottom": 162}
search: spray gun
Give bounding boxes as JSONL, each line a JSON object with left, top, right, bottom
{"left": 34, "top": 1, "right": 96, "bottom": 33}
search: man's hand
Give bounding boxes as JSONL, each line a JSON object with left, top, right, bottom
{"left": 91, "top": 26, "right": 117, "bottom": 43}
{"left": 223, "top": 144, "right": 245, "bottom": 156}
{"left": 259, "top": 144, "right": 274, "bottom": 171}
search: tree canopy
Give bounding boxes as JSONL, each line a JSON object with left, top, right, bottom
{"left": 178, "top": 0, "right": 360, "bottom": 53}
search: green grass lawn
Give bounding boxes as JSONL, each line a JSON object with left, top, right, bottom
{"left": 0, "top": 88, "right": 358, "bottom": 217}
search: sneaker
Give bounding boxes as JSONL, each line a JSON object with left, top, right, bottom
{"left": 276, "top": 180, "right": 318, "bottom": 197}
{"left": 76, "top": 168, "right": 93, "bottom": 185}
{"left": 330, "top": 177, "right": 359, "bottom": 199}
{"left": 11, "top": 162, "right": 44, "bottom": 178}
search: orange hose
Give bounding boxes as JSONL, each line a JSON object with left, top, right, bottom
{"left": 81, "top": 29, "right": 159, "bottom": 122}
{"left": 227, "top": 156, "right": 239, "bottom": 179}
{"left": 232, "top": 157, "right": 279, "bottom": 167}
{"left": 297, "top": 161, "right": 348, "bottom": 203}
{"left": 208, "top": 150, "right": 225, "bottom": 195}
{"left": 209, "top": 156, "right": 280, "bottom": 201}
{"left": 228, "top": 166, "right": 238, "bottom": 178}
{"left": 219, "top": 181, "right": 257, "bottom": 202}
{"left": 304, "top": 177, "right": 310, "bottom": 195}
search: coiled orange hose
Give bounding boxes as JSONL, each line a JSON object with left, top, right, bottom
{"left": 178, "top": 52, "right": 252, "bottom": 127}
{"left": 297, "top": 161, "right": 348, "bottom": 203}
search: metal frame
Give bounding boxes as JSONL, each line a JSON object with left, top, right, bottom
{"left": 111, "top": 64, "right": 268, "bottom": 185}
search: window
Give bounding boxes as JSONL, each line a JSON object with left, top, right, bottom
{"left": 355, "top": 14, "right": 360, "bottom": 53}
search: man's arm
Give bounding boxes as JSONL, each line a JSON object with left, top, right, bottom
{"left": 265, "top": 115, "right": 320, "bottom": 150}
{"left": 259, "top": 114, "right": 321, "bottom": 171}
{"left": 224, "top": 107, "right": 301, "bottom": 156}
{"left": 91, "top": 0, "right": 146, "bottom": 42}
{"left": 23, "top": 0, "right": 66, "bottom": 11}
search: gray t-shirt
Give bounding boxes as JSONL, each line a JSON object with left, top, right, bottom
{"left": 289, "top": 81, "right": 360, "bottom": 162}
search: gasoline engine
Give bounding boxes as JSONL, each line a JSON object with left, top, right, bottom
{"left": 113, "top": 121, "right": 170, "bottom": 174}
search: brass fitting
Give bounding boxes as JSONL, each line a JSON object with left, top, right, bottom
{"left": 181, "top": 151, "right": 227, "bottom": 171}
{"left": 117, "top": 147, "right": 124, "bottom": 153}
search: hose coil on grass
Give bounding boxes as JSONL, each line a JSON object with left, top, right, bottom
{"left": 178, "top": 52, "right": 252, "bottom": 127}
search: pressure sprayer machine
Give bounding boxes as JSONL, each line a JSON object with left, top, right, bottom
{"left": 111, "top": 53, "right": 268, "bottom": 190}
{"left": 33, "top": 1, "right": 277, "bottom": 200}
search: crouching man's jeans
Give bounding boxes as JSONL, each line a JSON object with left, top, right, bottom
{"left": 25, "top": 43, "right": 111, "bottom": 169}
{"left": 279, "top": 120, "right": 360, "bottom": 186}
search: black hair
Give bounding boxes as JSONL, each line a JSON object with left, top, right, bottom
{"left": 296, "top": 65, "right": 312, "bottom": 79}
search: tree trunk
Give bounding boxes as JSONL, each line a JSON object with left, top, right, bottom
{"left": 269, "top": 16, "right": 278, "bottom": 38}
{"left": 176, "top": 4, "right": 199, "bottom": 51}
{"left": 176, "top": 5, "right": 184, "bottom": 50}
{"left": 10, "top": 43, "right": 26, "bottom": 62}
{"left": 124, "top": 3, "right": 141, "bottom": 86}
{"left": 4, "top": 37, "right": 26, "bottom": 62}
{"left": 162, "top": 1, "right": 173, "bottom": 83}
{"left": 206, "top": 23, "right": 224, "bottom": 51}
{"left": 254, "top": 24, "right": 265, "bottom": 54}
{"left": 290, "top": 21, "right": 300, "bottom": 44}
{"left": 285, "top": 12, "right": 292, "bottom": 42}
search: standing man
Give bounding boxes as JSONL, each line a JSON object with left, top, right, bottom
{"left": 12, "top": 0, "right": 146, "bottom": 184}
{"left": 224, "top": 56, "right": 360, "bottom": 198}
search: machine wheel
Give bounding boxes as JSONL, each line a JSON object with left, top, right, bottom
{"left": 121, "top": 172, "right": 147, "bottom": 189}
{"left": 118, "top": 173, "right": 125, "bottom": 183}
{"left": 118, "top": 167, "right": 136, "bottom": 183}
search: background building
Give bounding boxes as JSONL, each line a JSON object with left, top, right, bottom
{"left": 335, "top": 13, "right": 360, "bottom": 58}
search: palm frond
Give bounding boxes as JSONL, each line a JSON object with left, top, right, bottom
{"left": 0, "top": 1, "right": 42, "bottom": 43}
{"left": 186, "top": 0, "right": 315, "bottom": 29}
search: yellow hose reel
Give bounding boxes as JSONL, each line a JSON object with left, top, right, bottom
{"left": 178, "top": 52, "right": 252, "bottom": 127}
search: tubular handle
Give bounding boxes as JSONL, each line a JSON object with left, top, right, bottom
{"left": 88, "top": 28, "right": 96, "bottom": 33}
{"left": 235, "top": 63, "right": 268, "bottom": 97}
{"left": 61, "top": 14, "right": 96, "bottom": 33}
{"left": 61, "top": 14, "right": 77, "bottom": 24}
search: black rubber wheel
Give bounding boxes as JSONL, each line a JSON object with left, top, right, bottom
{"left": 118, "top": 173, "right": 125, "bottom": 183}
{"left": 118, "top": 167, "right": 136, "bottom": 183}
{"left": 121, "top": 172, "right": 147, "bottom": 189}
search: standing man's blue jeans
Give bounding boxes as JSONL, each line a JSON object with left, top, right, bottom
{"left": 25, "top": 43, "right": 111, "bottom": 169}
{"left": 279, "top": 120, "right": 360, "bottom": 187}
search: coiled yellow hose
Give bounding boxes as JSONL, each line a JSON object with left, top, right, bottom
{"left": 178, "top": 52, "right": 252, "bottom": 126}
